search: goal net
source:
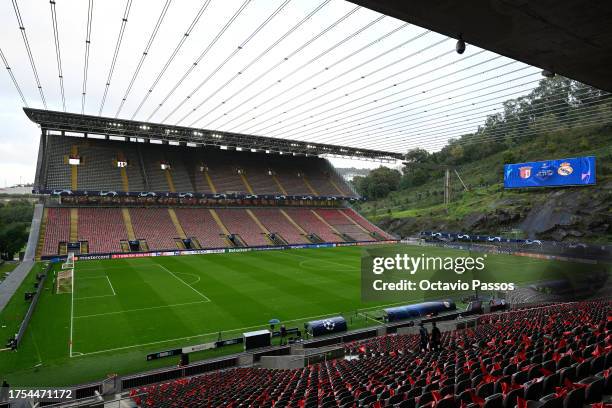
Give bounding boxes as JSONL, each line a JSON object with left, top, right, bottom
{"left": 57, "top": 252, "right": 75, "bottom": 294}
{"left": 56, "top": 268, "right": 73, "bottom": 294}
{"left": 62, "top": 252, "right": 75, "bottom": 269}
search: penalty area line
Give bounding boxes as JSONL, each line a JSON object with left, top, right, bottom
{"left": 156, "top": 264, "right": 210, "bottom": 302}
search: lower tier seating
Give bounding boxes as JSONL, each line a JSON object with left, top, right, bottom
{"left": 131, "top": 300, "right": 611, "bottom": 408}
{"left": 42, "top": 207, "right": 70, "bottom": 256}
{"left": 39, "top": 206, "right": 389, "bottom": 256}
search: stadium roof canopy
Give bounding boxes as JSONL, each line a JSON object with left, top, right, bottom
{"left": 24, "top": 107, "right": 403, "bottom": 160}
{"left": 348, "top": 0, "right": 612, "bottom": 93}
{"left": 2, "top": 0, "right": 611, "bottom": 158}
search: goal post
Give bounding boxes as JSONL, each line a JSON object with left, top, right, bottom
{"left": 62, "top": 252, "right": 75, "bottom": 269}
{"left": 56, "top": 268, "right": 73, "bottom": 294}
{"left": 57, "top": 252, "right": 75, "bottom": 294}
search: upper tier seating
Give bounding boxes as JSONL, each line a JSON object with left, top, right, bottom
{"left": 132, "top": 300, "right": 612, "bottom": 408}
{"left": 40, "top": 135, "right": 355, "bottom": 197}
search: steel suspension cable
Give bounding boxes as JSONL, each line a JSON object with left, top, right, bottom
{"left": 197, "top": 14, "right": 388, "bottom": 128}
{"left": 210, "top": 18, "right": 407, "bottom": 130}
{"left": 236, "top": 35, "right": 450, "bottom": 133}
{"left": 178, "top": 3, "right": 361, "bottom": 126}
{"left": 157, "top": 0, "right": 286, "bottom": 124}
{"left": 98, "top": 0, "right": 133, "bottom": 116}
{"left": 0, "top": 47, "right": 29, "bottom": 107}
{"left": 49, "top": 0, "right": 65, "bottom": 111}
{"left": 114, "top": 0, "right": 172, "bottom": 118}
{"left": 129, "top": 0, "right": 212, "bottom": 120}
{"left": 81, "top": 0, "right": 93, "bottom": 114}
{"left": 11, "top": 0, "right": 46, "bottom": 108}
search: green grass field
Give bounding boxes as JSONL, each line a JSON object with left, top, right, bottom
{"left": 0, "top": 244, "right": 580, "bottom": 386}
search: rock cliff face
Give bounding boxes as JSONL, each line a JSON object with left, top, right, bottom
{"left": 379, "top": 180, "right": 612, "bottom": 242}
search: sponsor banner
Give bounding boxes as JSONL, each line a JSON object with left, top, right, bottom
{"left": 75, "top": 254, "right": 111, "bottom": 261}
{"left": 33, "top": 188, "right": 363, "bottom": 201}
{"left": 182, "top": 342, "right": 216, "bottom": 354}
{"left": 504, "top": 156, "right": 596, "bottom": 188}
{"left": 57, "top": 240, "right": 400, "bottom": 262}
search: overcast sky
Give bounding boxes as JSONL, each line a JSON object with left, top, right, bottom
{"left": 0, "top": 0, "right": 542, "bottom": 186}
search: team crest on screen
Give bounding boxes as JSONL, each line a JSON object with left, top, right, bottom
{"left": 323, "top": 320, "right": 336, "bottom": 331}
{"left": 519, "top": 166, "right": 532, "bottom": 179}
{"left": 558, "top": 162, "right": 573, "bottom": 176}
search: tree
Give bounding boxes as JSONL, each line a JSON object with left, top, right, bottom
{"left": 354, "top": 166, "right": 401, "bottom": 199}
{"left": 0, "top": 223, "right": 28, "bottom": 260}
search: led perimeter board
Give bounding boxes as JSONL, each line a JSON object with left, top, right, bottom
{"left": 504, "top": 156, "right": 596, "bottom": 188}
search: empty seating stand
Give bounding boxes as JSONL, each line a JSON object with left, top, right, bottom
{"left": 38, "top": 135, "right": 356, "bottom": 198}
{"left": 41, "top": 207, "right": 70, "bottom": 256}
{"left": 342, "top": 208, "right": 394, "bottom": 240}
{"left": 39, "top": 206, "right": 389, "bottom": 256}
{"left": 132, "top": 300, "right": 612, "bottom": 408}
{"left": 174, "top": 208, "right": 228, "bottom": 248}
{"left": 251, "top": 209, "right": 307, "bottom": 244}
{"left": 283, "top": 209, "right": 342, "bottom": 242}
{"left": 316, "top": 208, "right": 374, "bottom": 241}
{"left": 215, "top": 209, "right": 270, "bottom": 247}
{"left": 129, "top": 208, "right": 178, "bottom": 250}
{"left": 77, "top": 208, "right": 126, "bottom": 254}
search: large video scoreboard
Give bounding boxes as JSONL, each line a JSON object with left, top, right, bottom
{"left": 504, "top": 156, "right": 596, "bottom": 188}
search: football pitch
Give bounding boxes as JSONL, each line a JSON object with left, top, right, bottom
{"left": 0, "top": 244, "right": 571, "bottom": 386}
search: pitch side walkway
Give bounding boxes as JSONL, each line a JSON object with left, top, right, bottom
{"left": 0, "top": 203, "right": 42, "bottom": 313}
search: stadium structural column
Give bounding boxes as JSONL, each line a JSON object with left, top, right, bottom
{"left": 164, "top": 169, "right": 176, "bottom": 192}
{"left": 208, "top": 209, "right": 231, "bottom": 235}
{"left": 70, "top": 145, "right": 78, "bottom": 190}
{"left": 69, "top": 208, "right": 78, "bottom": 243}
{"left": 279, "top": 209, "right": 310, "bottom": 243}
{"left": 239, "top": 173, "right": 255, "bottom": 195}
{"left": 167, "top": 208, "right": 187, "bottom": 239}
{"left": 272, "top": 175, "right": 288, "bottom": 195}
{"left": 35, "top": 207, "right": 49, "bottom": 260}
{"left": 302, "top": 176, "right": 319, "bottom": 196}
{"left": 121, "top": 208, "right": 136, "bottom": 241}
{"left": 204, "top": 171, "right": 217, "bottom": 193}
{"left": 337, "top": 209, "right": 371, "bottom": 234}
{"left": 310, "top": 210, "right": 344, "bottom": 239}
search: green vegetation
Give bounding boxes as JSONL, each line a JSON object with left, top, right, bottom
{"left": 0, "top": 200, "right": 34, "bottom": 260}
{"left": 0, "top": 245, "right": 576, "bottom": 386}
{"left": 351, "top": 77, "right": 612, "bottom": 240}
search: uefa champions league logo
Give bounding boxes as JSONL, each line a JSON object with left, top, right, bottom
{"left": 323, "top": 319, "right": 335, "bottom": 331}
{"left": 535, "top": 163, "right": 554, "bottom": 181}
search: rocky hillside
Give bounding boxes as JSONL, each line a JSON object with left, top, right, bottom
{"left": 376, "top": 179, "right": 611, "bottom": 242}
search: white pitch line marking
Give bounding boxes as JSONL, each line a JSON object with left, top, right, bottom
{"left": 69, "top": 265, "right": 74, "bottom": 358}
{"left": 106, "top": 276, "right": 116, "bottom": 296}
{"left": 72, "top": 311, "right": 344, "bottom": 357}
{"left": 73, "top": 300, "right": 208, "bottom": 319}
{"left": 156, "top": 264, "right": 210, "bottom": 302}
{"left": 74, "top": 294, "right": 116, "bottom": 300}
